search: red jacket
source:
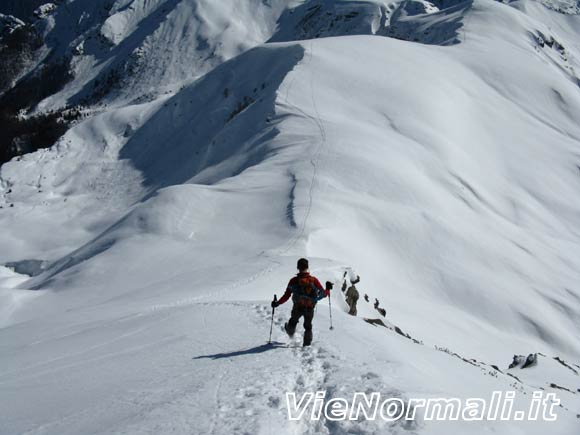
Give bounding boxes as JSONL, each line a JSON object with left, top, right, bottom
{"left": 278, "top": 272, "right": 328, "bottom": 305}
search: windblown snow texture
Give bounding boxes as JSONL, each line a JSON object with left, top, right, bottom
{"left": 1, "top": 0, "right": 580, "bottom": 434}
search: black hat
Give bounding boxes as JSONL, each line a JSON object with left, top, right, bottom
{"left": 297, "top": 258, "right": 309, "bottom": 271}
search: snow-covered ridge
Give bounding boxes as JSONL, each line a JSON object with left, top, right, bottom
{"left": 2, "top": 0, "right": 475, "bottom": 117}
{"left": 535, "top": 0, "right": 580, "bottom": 14}
{"left": 1, "top": 0, "right": 580, "bottom": 434}
{"left": 271, "top": 0, "right": 472, "bottom": 45}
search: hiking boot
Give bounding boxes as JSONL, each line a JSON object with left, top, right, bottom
{"left": 303, "top": 329, "right": 312, "bottom": 347}
{"left": 284, "top": 322, "right": 295, "bottom": 337}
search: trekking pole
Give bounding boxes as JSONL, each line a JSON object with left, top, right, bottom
{"left": 328, "top": 289, "right": 334, "bottom": 330}
{"left": 268, "top": 295, "right": 277, "bottom": 344}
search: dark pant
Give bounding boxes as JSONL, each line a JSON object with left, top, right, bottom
{"left": 287, "top": 304, "right": 314, "bottom": 346}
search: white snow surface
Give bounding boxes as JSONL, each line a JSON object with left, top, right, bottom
{"left": 1, "top": 0, "right": 580, "bottom": 434}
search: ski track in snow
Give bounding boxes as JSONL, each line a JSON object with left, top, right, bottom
{"left": 277, "top": 39, "right": 327, "bottom": 255}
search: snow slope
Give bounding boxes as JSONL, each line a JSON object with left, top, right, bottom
{"left": 2, "top": 0, "right": 580, "bottom": 433}
{"left": 2, "top": 289, "right": 579, "bottom": 434}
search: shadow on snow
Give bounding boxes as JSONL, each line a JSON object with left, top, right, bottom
{"left": 192, "top": 342, "right": 288, "bottom": 360}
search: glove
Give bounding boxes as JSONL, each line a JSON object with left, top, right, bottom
{"left": 271, "top": 300, "right": 279, "bottom": 308}
{"left": 325, "top": 281, "right": 333, "bottom": 290}
{"left": 324, "top": 289, "right": 330, "bottom": 297}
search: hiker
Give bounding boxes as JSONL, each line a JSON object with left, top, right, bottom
{"left": 271, "top": 258, "right": 332, "bottom": 347}
{"left": 345, "top": 275, "right": 360, "bottom": 316}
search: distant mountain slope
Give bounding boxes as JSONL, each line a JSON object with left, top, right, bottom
{"left": 1, "top": 1, "right": 580, "bottom": 434}
{"left": 0, "top": 0, "right": 293, "bottom": 165}
{"left": 0, "top": 0, "right": 483, "bottom": 165}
